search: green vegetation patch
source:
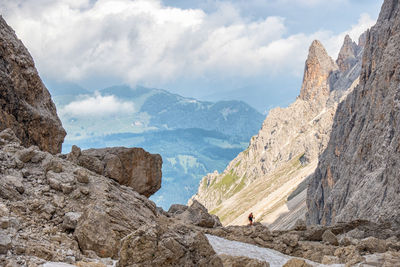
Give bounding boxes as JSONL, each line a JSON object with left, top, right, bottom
{"left": 212, "top": 170, "right": 240, "bottom": 191}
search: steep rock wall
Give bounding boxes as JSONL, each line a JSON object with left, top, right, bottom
{"left": 307, "top": 0, "right": 400, "bottom": 225}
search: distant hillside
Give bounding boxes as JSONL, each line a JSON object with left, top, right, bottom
{"left": 49, "top": 83, "right": 263, "bottom": 208}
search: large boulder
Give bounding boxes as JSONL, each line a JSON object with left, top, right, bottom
{"left": 0, "top": 16, "right": 65, "bottom": 154}
{"left": 68, "top": 146, "right": 162, "bottom": 197}
{"left": 169, "top": 200, "right": 222, "bottom": 228}
{"left": 117, "top": 223, "right": 222, "bottom": 267}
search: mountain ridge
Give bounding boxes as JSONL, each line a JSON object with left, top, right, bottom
{"left": 192, "top": 34, "right": 365, "bottom": 229}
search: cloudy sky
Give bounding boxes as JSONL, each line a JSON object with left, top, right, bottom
{"left": 1, "top": 0, "right": 383, "bottom": 112}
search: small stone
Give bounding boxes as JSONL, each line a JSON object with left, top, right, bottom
{"left": 62, "top": 183, "right": 75, "bottom": 194}
{"left": 322, "top": 230, "right": 339, "bottom": 246}
{"left": 5, "top": 259, "right": 21, "bottom": 267}
{"left": 321, "top": 255, "right": 340, "bottom": 264}
{"left": 75, "top": 168, "right": 89, "bottom": 184}
{"left": 80, "top": 187, "right": 90, "bottom": 196}
{"left": 15, "top": 159, "right": 24, "bottom": 169}
{"left": 3, "top": 175, "right": 25, "bottom": 194}
{"left": 0, "top": 203, "right": 9, "bottom": 217}
{"left": 48, "top": 177, "right": 62, "bottom": 191}
{"left": 219, "top": 254, "right": 269, "bottom": 266}
{"left": 283, "top": 258, "right": 312, "bottom": 267}
{"left": 67, "top": 145, "right": 82, "bottom": 162}
{"left": 0, "top": 233, "right": 12, "bottom": 254}
{"left": 15, "top": 245, "right": 25, "bottom": 255}
{"left": 339, "top": 236, "right": 356, "bottom": 246}
{"left": 65, "top": 255, "right": 76, "bottom": 264}
{"left": 281, "top": 233, "right": 299, "bottom": 247}
{"left": 357, "top": 236, "right": 387, "bottom": 253}
{"left": 0, "top": 217, "right": 10, "bottom": 229}
{"left": 31, "top": 151, "right": 46, "bottom": 163}
{"left": 293, "top": 219, "right": 307, "bottom": 231}
{"left": 42, "top": 203, "right": 56, "bottom": 216}
{"left": 44, "top": 159, "right": 63, "bottom": 173}
{"left": 63, "top": 212, "right": 82, "bottom": 230}
{"left": 15, "top": 146, "right": 38, "bottom": 163}
{"left": 304, "top": 226, "right": 325, "bottom": 241}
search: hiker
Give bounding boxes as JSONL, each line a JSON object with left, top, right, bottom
{"left": 248, "top": 212, "right": 254, "bottom": 226}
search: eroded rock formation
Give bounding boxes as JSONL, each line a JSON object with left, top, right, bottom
{"left": 307, "top": 0, "right": 400, "bottom": 226}
{"left": 299, "top": 40, "right": 338, "bottom": 105}
{"left": 0, "top": 16, "right": 65, "bottom": 154}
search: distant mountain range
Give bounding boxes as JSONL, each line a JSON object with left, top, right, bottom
{"left": 47, "top": 83, "right": 264, "bottom": 208}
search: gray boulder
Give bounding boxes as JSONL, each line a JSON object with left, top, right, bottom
{"left": 68, "top": 146, "right": 162, "bottom": 197}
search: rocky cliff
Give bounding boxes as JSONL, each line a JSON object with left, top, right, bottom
{"left": 307, "top": 0, "right": 400, "bottom": 226}
{"left": 0, "top": 16, "right": 65, "bottom": 154}
{"left": 192, "top": 35, "right": 364, "bottom": 229}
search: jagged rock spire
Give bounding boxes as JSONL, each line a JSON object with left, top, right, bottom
{"left": 336, "top": 35, "right": 359, "bottom": 73}
{"left": 299, "top": 40, "right": 338, "bottom": 103}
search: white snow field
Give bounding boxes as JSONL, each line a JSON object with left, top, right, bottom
{"left": 206, "top": 234, "right": 344, "bottom": 267}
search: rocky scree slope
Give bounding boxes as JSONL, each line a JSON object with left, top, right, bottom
{"left": 307, "top": 0, "right": 400, "bottom": 226}
{"left": 0, "top": 16, "right": 65, "bottom": 154}
{"left": 0, "top": 129, "right": 224, "bottom": 266}
{"left": 191, "top": 35, "right": 364, "bottom": 229}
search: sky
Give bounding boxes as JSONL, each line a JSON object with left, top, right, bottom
{"left": 1, "top": 0, "right": 383, "bottom": 112}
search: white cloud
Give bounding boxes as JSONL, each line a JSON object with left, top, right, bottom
{"left": 1, "top": 0, "right": 375, "bottom": 89}
{"left": 281, "top": 0, "right": 347, "bottom": 6}
{"left": 321, "top": 13, "right": 376, "bottom": 59}
{"left": 61, "top": 92, "right": 135, "bottom": 116}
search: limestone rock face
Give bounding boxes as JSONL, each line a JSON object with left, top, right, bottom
{"left": 307, "top": 0, "right": 400, "bottom": 226}
{"left": 192, "top": 35, "right": 364, "bottom": 229}
{"left": 336, "top": 35, "right": 360, "bottom": 73}
{"left": 299, "top": 40, "right": 338, "bottom": 105}
{"left": 0, "top": 16, "right": 65, "bottom": 154}
{"left": 68, "top": 145, "right": 162, "bottom": 197}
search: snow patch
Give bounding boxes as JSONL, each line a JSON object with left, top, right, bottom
{"left": 206, "top": 234, "right": 343, "bottom": 267}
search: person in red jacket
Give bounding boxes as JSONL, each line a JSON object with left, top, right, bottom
{"left": 248, "top": 212, "right": 254, "bottom": 226}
